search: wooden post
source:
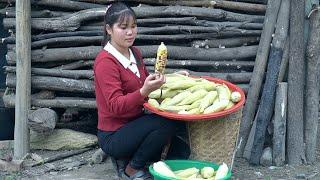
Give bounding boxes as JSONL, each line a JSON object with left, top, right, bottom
{"left": 287, "top": 0, "right": 306, "bottom": 165}
{"left": 273, "top": 82, "right": 287, "bottom": 166}
{"left": 237, "top": 0, "right": 282, "bottom": 157}
{"left": 305, "top": 4, "right": 320, "bottom": 164}
{"left": 14, "top": 0, "right": 31, "bottom": 159}
{"left": 249, "top": 0, "right": 289, "bottom": 165}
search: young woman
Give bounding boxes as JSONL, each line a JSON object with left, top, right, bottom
{"left": 94, "top": 2, "right": 190, "bottom": 180}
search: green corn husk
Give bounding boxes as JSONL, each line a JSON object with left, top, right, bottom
{"left": 165, "top": 73, "right": 190, "bottom": 83}
{"left": 178, "top": 89, "right": 208, "bottom": 105}
{"left": 187, "top": 107, "right": 201, "bottom": 114}
{"left": 174, "top": 167, "right": 199, "bottom": 178}
{"left": 178, "top": 107, "right": 201, "bottom": 115}
{"left": 148, "top": 89, "right": 162, "bottom": 99}
{"left": 225, "top": 101, "right": 235, "bottom": 110}
{"left": 160, "top": 98, "right": 171, "bottom": 107}
{"left": 187, "top": 99, "right": 202, "bottom": 110}
{"left": 159, "top": 105, "right": 191, "bottom": 113}
{"left": 148, "top": 99, "right": 160, "bottom": 108}
{"left": 165, "top": 91, "right": 192, "bottom": 106}
{"left": 161, "top": 89, "right": 181, "bottom": 99}
{"left": 186, "top": 82, "right": 216, "bottom": 93}
{"left": 199, "top": 91, "right": 218, "bottom": 113}
{"left": 163, "top": 79, "right": 199, "bottom": 90}
{"left": 203, "top": 99, "right": 230, "bottom": 114}
{"left": 216, "top": 84, "right": 231, "bottom": 101}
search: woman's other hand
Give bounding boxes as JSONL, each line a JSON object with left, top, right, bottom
{"left": 140, "top": 74, "right": 166, "bottom": 97}
{"left": 174, "top": 70, "right": 189, "bottom": 76}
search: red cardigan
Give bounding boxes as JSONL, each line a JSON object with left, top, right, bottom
{"left": 94, "top": 47, "right": 149, "bottom": 131}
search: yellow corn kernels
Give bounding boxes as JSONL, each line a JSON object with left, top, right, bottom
{"left": 155, "top": 42, "right": 168, "bottom": 74}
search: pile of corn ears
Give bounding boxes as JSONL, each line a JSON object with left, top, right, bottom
{"left": 148, "top": 74, "right": 241, "bottom": 115}
{"left": 153, "top": 161, "right": 229, "bottom": 180}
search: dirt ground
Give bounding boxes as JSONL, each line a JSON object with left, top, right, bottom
{"left": 1, "top": 147, "right": 320, "bottom": 180}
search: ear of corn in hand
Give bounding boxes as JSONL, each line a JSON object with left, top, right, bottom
{"left": 155, "top": 42, "right": 168, "bottom": 74}
{"left": 153, "top": 161, "right": 228, "bottom": 180}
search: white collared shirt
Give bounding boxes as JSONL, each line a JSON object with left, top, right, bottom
{"left": 104, "top": 42, "right": 140, "bottom": 78}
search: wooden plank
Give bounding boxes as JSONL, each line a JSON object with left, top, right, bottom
{"left": 238, "top": 0, "right": 282, "bottom": 157}
{"left": 304, "top": 4, "right": 320, "bottom": 164}
{"left": 249, "top": 0, "right": 289, "bottom": 165}
{"left": 273, "top": 82, "right": 287, "bottom": 166}
{"left": 14, "top": 0, "right": 31, "bottom": 159}
{"left": 287, "top": 0, "right": 306, "bottom": 165}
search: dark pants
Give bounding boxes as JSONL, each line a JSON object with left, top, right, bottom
{"left": 97, "top": 114, "right": 190, "bottom": 169}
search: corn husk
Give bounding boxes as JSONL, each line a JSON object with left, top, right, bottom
{"left": 163, "top": 80, "right": 199, "bottom": 90}
{"left": 186, "top": 82, "right": 216, "bottom": 93}
{"left": 165, "top": 91, "right": 192, "bottom": 106}
{"left": 199, "top": 91, "right": 218, "bottom": 113}
{"left": 178, "top": 89, "right": 208, "bottom": 105}
{"left": 203, "top": 99, "right": 229, "bottom": 114}
{"left": 148, "top": 99, "right": 160, "bottom": 108}
{"left": 159, "top": 105, "right": 192, "bottom": 113}
{"left": 216, "top": 84, "right": 231, "bottom": 101}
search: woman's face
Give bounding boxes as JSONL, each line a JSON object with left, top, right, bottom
{"left": 107, "top": 15, "right": 137, "bottom": 51}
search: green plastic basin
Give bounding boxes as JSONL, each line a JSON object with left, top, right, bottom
{"left": 149, "top": 160, "right": 231, "bottom": 180}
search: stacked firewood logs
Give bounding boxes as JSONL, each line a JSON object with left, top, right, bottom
{"left": 0, "top": 0, "right": 266, "bottom": 109}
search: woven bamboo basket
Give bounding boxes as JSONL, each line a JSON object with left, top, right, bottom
{"left": 187, "top": 107, "right": 242, "bottom": 167}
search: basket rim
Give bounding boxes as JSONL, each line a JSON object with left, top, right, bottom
{"left": 143, "top": 76, "right": 245, "bottom": 121}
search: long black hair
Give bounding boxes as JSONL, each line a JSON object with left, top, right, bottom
{"left": 102, "top": 2, "right": 137, "bottom": 47}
